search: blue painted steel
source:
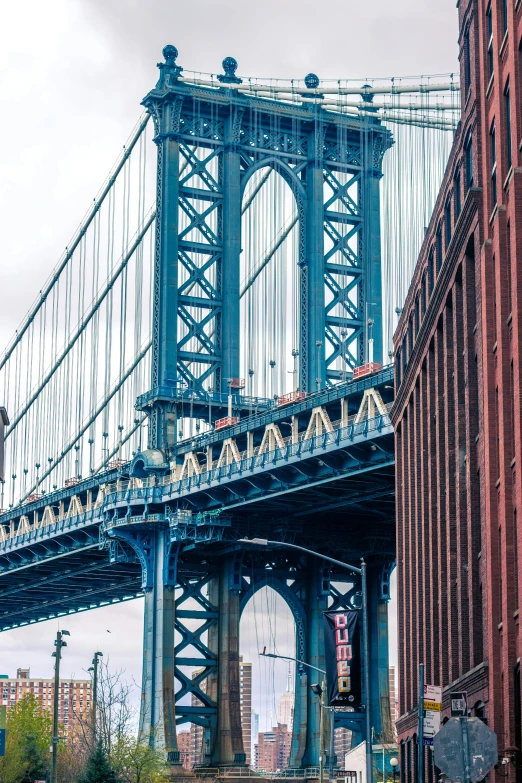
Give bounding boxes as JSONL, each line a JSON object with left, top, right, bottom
{"left": 138, "top": 46, "right": 392, "bottom": 456}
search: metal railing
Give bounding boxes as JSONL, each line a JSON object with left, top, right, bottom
{"left": 0, "top": 409, "right": 393, "bottom": 546}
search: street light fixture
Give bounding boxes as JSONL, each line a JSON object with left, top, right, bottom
{"left": 88, "top": 651, "right": 103, "bottom": 741}
{"left": 238, "top": 538, "right": 373, "bottom": 783}
{"left": 50, "top": 630, "right": 70, "bottom": 783}
{"left": 390, "top": 757, "right": 399, "bottom": 783}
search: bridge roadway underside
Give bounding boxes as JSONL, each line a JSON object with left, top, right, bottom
{"left": 0, "top": 369, "right": 396, "bottom": 630}
{"left": 0, "top": 441, "right": 394, "bottom": 631}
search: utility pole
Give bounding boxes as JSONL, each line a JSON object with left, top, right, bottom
{"left": 50, "top": 630, "right": 70, "bottom": 783}
{"left": 88, "top": 651, "right": 103, "bottom": 743}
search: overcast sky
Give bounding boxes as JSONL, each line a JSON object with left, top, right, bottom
{"left": 0, "top": 0, "right": 458, "bottom": 732}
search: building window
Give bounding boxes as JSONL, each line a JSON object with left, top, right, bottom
{"left": 486, "top": 4, "right": 494, "bottom": 79}
{"left": 428, "top": 248, "right": 435, "bottom": 293}
{"left": 436, "top": 223, "right": 443, "bottom": 271}
{"left": 421, "top": 271, "right": 427, "bottom": 314}
{"left": 504, "top": 81, "right": 512, "bottom": 168}
{"left": 444, "top": 196, "right": 452, "bottom": 249}
{"left": 490, "top": 122, "right": 497, "bottom": 208}
{"left": 454, "top": 167, "right": 461, "bottom": 218}
{"left": 463, "top": 24, "right": 471, "bottom": 93}
{"left": 502, "top": 0, "right": 508, "bottom": 35}
{"left": 465, "top": 132, "right": 473, "bottom": 190}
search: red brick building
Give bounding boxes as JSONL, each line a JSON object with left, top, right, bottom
{"left": 255, "top": 724, "right": 291, "bottom": 773}
{"left": 392, "top": 0, "right": 522, "bottom": 780}
{"left": 0, "top": 667, "right": 91, "bottom": 739}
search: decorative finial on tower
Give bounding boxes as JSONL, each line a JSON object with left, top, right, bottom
{"left": 360, "top": 84, "right": 374, "bottom": 103}
{"left": 156, "top": 45, "right": 183, "bottom": 89}
{"left": 304, "top": 73, "right": 320, "bottom": 89}
{"left": 218, "top": 57, "right": 242, "bottom": 84}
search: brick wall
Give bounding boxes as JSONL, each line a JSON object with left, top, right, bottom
{"left": 393, "top": 0, "right": 522, "bottom": 778}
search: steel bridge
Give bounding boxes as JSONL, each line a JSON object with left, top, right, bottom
{"left": 0, "top": 46, "right": 459, "bottom": 774}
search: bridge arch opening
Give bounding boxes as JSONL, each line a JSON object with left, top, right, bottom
{"left": 240, "top": 166, "right": 301, "bottom": 400}
{"left": 240, "top": 583, "right": 298, "bottom": 769}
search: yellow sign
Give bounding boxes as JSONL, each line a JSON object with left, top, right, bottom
{"left": 424, "top": 700, "right": 441, "bottom": 711}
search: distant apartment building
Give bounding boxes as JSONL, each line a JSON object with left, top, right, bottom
{"left": 239, "top": 660, "right": 252, "bottom": 765}
{"left": 0, "top": 667, "right": 91, "bottom": 738}
{"left": 334, "top": 727, "right": 352, "bottom": 761}
{"left": 255, "top": 724, "right": 291, "bottom": 772}
{"left": 389, "top": 666, "right": 397, "bottom": 731}
{"left": 178, "top": 730, "right": 193, "bottom": 770}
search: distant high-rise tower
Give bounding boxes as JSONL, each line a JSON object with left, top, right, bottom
{"left": 240, "top": 659, "right": 253, "bottom": 765}
{"left": 276, "top": 665, "right": 294, "bottom": 732}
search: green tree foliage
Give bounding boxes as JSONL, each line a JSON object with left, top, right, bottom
{"left": 78, "top": 741, "right": 116, "bottom": 783}
{"left": 0, "top": 693, "right": 52, "bottom": 783}
{"left": 111, "top": 735, "right": 167, "bottom": 783}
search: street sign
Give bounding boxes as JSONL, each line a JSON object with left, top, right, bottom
{"left": 434, "top": 717, "right": 498, "bottom": 782}
{"left": 425, "top": 684, "right": 442, "bottom": 703}
{"left": 451, "top": 691, "right": 468, "bottom": 717}
{"left": 423, "top": 683, "right": 442, "bottom": 746}
{"left": 0, "top": 705, "right": 5, "bottom": 757}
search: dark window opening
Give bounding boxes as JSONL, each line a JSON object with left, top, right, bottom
{"left": 505, "top": 81, "right": 512, "bottom": 167}
{"left": 507, "top": 221, "right": 512, "bottom": 314}
{"left": 422, "top": 272, "right": 427, "bottom": 315}
{"left": 490, "top": 122, "right": 497, "bottom": 208}
{"left": 464, "top": 24, "right": 471, "bottom": 92}
{"left": 436, "top": 224, "right": 443, "bottom": 271}
{"left": 428, "top": 249, "right": 435, "bottom": 293}
{"left": 487, "top": 4, "right": 494, "bottom": 78}
{"left": 445, "top": 196, "right": 452, "bottom": 249}
{"left": 502, "top": 0, "right": 508, "bottom": 35}
{"left": 454, "top": 167, "right": 461, "bottom": 217}
{"left": 465, "top": 132, "right": 473, "bottom": 190}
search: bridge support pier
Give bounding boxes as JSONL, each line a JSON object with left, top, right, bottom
{"left": 368, "top": 563, "right": 394, "bottom": 742}
{"left": 210, "top": 558, "right": 246, "bottom": 766}
{"left": 106, "top": 526, "right": 182, "bottom": 768}
{"left": 302, "top": 566, "right": 328, "bottom": 767}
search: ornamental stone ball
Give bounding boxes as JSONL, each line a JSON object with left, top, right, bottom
{"left": 304, "top": 73, "right": 320, "bottom": 89}
{"left": 218, "top": 56, "right": 242, "bottom": 84}
{"left": 162, "top": 45, "right": 178, "bottom": 63}
{"left": 223, "top": 56, "right": 238, "bottom": 76}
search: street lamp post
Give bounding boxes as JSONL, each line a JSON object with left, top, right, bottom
{"left": 87, "top": 651, "right": 103, "bottom": 742}
{"left": 390, "top": 757, "right": 399, "bottom": 783}
{"left": 50, "top": 630, "right": 70, "bottom": 783}
{"left": 238, "top": 538, "right": 373, "bottom": 783}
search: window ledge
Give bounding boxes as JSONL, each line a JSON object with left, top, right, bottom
{"left": 504, "top": 166, "right": 514, "bottom": 190}
{"left": 486, "top": 74, "right": 495, "bottom": 98}
{"left": 499, "top": 30, "right": 509, "bottom": 57}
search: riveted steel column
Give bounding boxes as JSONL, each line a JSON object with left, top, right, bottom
{"left": 367, "top": 563, "right": 393, "bottom": 742}
{"left": 306, "top": 121, "right": 326, "bottom": 393}
{"left": 141, "top": 52, "right": 183, "bottom": 453}
{"left": 220, "top": 106, "right": 242, "bottom": 392}
{"left": 140, "top": 531, "right": 180, "bottom": 765}
{"left": 363, "top": 131, "right": 385, "bottom": 366}
{"left": 211, "top": 557, "right": 245, "bottom": 765}
{"left": 303, "top": 563, "right": 327, "bottom": 766}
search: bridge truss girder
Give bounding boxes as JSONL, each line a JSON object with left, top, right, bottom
{"left": 141, "top": 48, "right": 393, "bottom": 455}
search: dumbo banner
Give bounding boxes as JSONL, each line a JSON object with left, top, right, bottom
{"left": 323, "top": 609, "right": 361, "bottom": 708}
